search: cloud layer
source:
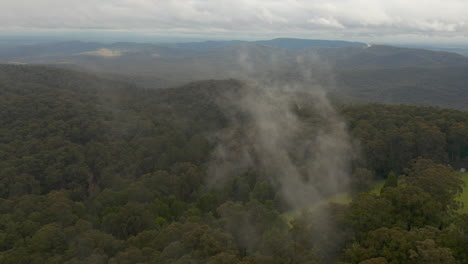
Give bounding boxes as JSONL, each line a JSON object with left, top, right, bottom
{"left": 2, "top": 0, "right": 468, "bottom": 40}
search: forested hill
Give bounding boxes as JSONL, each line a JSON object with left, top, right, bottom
{"left": 334, "top": 65, "right": 468, "bottom": 110}
{"left": 0, "top": 64, "right": 467, "bottom": 263}
{"left": 2, "top": 40, "right": 468, "bottom": 105}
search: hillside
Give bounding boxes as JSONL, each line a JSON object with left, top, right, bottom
{"left": 1, "top": 39, "right": 468, "bottom": 111}
{"left": 0, "top": 64, "right": 467, "bottom": 263}
{"left": 318, "top": 45, "right": 468, "bottom": 68}
{"left": 254, "top": 38, "right": 366, "bottom": 50}
{"left": 334, "top": 65, "right": 468, "bottom": 110}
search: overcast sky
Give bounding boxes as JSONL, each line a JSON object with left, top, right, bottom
{"left": 2, "top": 0, "right": 468, "bottom": 43}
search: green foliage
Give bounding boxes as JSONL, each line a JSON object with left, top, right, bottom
{"left": 381, "top": 171, "right": 398, "bottom": 192}
{"left": 343, "top": 104, "right": 468, "bottom": 176}
{"left": 0, "top": 65, "right": 467, "bottom": 263}
{"left": 350, "top": 168, "right": 375, "bottom": 197}
{"left": 403, "top": 159, "right": 464, "bottom": 216}
{"left": 344, "top": 227, "right": 455, "bottom": 264}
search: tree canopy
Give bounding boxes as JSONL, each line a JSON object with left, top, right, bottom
{"left": 0, "top": 65, "right": 466, "bottom": 263}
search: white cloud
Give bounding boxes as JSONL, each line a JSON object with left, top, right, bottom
{"left": 307, "top": 17, "right": 345, "bottom": 29}
{"left": 1, "top": 0, "right": 468, "bottom": 41}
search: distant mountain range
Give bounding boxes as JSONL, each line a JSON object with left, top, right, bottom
{"left": 0, "top": 38, "right": 467, "bottom": 110}
{"left": 1, "top": 38, "right": 466, "bottom": 68}
{"left": 170, "top": 38, "right": 367, "bottom": 50}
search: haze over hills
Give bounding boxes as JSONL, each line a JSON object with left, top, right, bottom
{"left": 2, "top": 38, "right": 466, "bottom": 68}
{"left": 1, "top": 38, "right": 468, "bottom": 109}
{"left": 170, "top": 38, "right": 367, "bottom": 50}
{"left": 3, "top": 0, "right": 468, "bottom": 262}
{"left": 1, "top": 53, "right": 468, "bottom": 264}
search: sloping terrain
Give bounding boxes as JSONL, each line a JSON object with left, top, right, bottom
{"left": 1, "top": 64, "right": 468, "bottom": 263}
{"left": 1, "top": 39, "right": 467, "bottom": 110}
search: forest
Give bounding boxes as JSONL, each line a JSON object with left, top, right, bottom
{"left": 0, "top": 64, "right": 467, "bottom": 264}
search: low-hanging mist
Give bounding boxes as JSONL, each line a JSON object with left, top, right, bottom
{"left": 208, "top": 51, "right": 355, "bottom": 211}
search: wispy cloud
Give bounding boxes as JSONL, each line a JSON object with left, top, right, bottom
{"left": 2, "top": 0, "right": 467, "bottom": 41}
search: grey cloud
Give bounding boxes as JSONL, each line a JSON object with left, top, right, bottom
{"left": 2, "top": 0, "right": 468, "bottom": 40}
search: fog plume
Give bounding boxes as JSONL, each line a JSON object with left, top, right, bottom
{"left": 209, "top": 51, "right": 354, "bottom": 210}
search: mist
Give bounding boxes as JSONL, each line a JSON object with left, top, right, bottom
{"left": 208, "top": 50, "right": 354, "bottom": 211}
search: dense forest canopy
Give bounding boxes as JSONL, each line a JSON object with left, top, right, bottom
{"left": 0, "top": 64, "right": 466, "bottom": 263}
